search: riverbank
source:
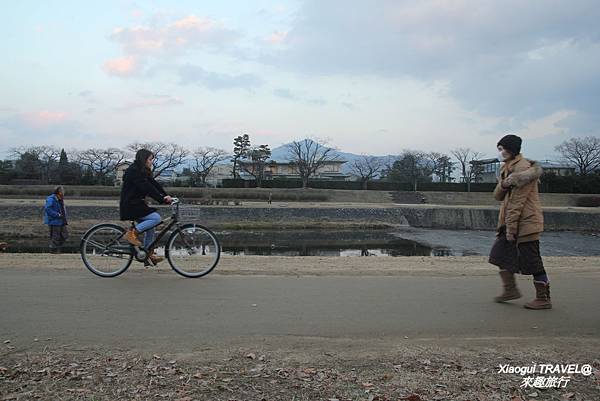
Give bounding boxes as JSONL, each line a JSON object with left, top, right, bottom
{"left": 1, "top": 199, "right": 598, "bottom": 235}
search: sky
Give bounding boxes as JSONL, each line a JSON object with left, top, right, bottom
{"left": 1, "top": 0, "right": 599, "bottom": 161}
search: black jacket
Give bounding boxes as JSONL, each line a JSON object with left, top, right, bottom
{"left": 119, "top": 164, "right": 167, "bottom": 220}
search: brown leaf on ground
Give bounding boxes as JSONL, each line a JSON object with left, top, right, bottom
{"left": 399, "top": 394, "right": 421, "bottom": 401}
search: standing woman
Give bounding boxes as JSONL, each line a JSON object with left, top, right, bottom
{"left": 120, "top": 149, "right": 173, "bottom": 266}
{"left": 44, "top": 185, "right": 69, "bottom": 254}
{"left": 488, "top": 134, "right": 552, "bottom": 309}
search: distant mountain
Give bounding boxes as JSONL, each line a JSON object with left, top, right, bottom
{"left": 269, "top": 139, "right": 396, "bottom": 174}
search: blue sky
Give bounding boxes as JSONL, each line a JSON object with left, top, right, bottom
{"left": 1, "top": 0, "right": 599, "bottom": 161}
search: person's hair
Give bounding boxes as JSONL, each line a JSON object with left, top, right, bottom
{"left": 134, "top": 149, "right": 154, "bottom": 176}
{"left": 53, "top": 185, "right": 64, "bottom": 195}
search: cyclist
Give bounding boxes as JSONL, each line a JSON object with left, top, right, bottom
{"left": 120, "top": 148, "right": 173, "bottom": 266}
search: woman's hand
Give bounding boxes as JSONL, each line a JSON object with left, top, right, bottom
{"left": 506, "top": 232, "right": 516, "bottom": 242}
{"left": 163, "top": 195, "right": 173, "bottom": 204}
{"left": 501, "top": 177, "right": 513, "bottom": 189}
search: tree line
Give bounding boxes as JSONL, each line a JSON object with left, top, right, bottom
{"left": 0, "top": 136, "right": 598, "bottom": 189}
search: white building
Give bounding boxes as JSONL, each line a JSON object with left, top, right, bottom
{"left": 205, "top": 164, "right": 234, "bottom": 187}
{"left": 239, "top": 159, "right": 349, "bottom": 180}
{"left": 114, "top": 161, "right": 132, "bottom": 186}
{"left": 470, "top": 158, "right": 577, "bottom": 183}
{"left": 538, "top": 160, "right": 576, "bottom": 176}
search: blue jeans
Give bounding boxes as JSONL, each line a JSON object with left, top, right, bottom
{"left": 135, "top": 212, "right": 161, "bottom": 249}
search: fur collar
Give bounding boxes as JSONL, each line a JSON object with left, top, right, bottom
{"left": 507, "top": 159, "right": 543, "bottom": 187}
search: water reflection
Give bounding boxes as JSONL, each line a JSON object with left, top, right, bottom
{"left": 1, "top": 230, "right": 463, "bottom": 257}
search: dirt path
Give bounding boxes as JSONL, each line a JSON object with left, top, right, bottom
{"left": 1, "top": 253, "right": 599, "bottom": 276}
{"left": 1, "top": 256, "right": 599, "bottom": 400}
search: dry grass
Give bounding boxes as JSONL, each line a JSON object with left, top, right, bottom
{"left": 1, "top": 338, "right": 599, "bottom": 401}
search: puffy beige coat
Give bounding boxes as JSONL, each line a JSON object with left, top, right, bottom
{"left": 493, "top": 154, "right": 544, "bottom": 239}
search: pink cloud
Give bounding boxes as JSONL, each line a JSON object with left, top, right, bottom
{"left": 23, "top": 111, "right": 69, "bottom": 127}
{"left": 266, "top": 31, "right": 288, "bottom": 45}
{"left": 102, "top": 15, "right": 240, "bottom": 78}
{"left": 110, "top": 27, "right": 164, "bottom": 52}
{"left": 108, "top": 15, "right": 237, "bottom": 57}
{"left": 172, "top": 15, "right": 215, "bottom": 31}
{"left": 103, "top": 56, "right": 140, "bottom": 77}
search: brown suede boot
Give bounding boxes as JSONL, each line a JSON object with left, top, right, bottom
{"left": 145, "top": 249, "right": 164, "bottom": 267}
{"left": 124, "top": 228, "right": 142, "bottom": 247}
{"left": 524, "top": 281, "right": 552, "bottom": 309}
{"left": 494, "top": 270, "right": 522, "bottom": 302}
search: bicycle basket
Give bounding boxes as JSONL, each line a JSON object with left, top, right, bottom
{"left": 178, "top": 205, "right": 202, "bottom": 220}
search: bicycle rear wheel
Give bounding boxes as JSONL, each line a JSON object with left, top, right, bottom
{"left": 166, "top": 223, "right": 220, "bottom": 278}
{"left": 80, "top": 223, "right": 133, "bottom": 277}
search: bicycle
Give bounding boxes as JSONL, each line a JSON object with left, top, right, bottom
{"left": 80, "top": 197, "right": 221, "bottom": 278}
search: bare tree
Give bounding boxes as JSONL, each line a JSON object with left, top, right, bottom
{"left": 190, "top": 147, "right": 229, "bottom": 186}
{"left": 240, "top": 144, "right": 272, "bottom": 187}
{"left": 451, "top": 148, "right": 483, "bottom": 183}
{"left": 127, "top": 142, "right": 189, "bottom": 178}
{"left": 380, "top": 155, "right": 400, "bottom": 178}
{"left": 468, "top": 161, "right": 486, "bottom": 183}
{"left": 350, "top": 155, "right": 383, "bottom": 190}
{"left": 76, "top": 148, "right": 127, "bottom": 185}
{"left": 286, "top": 138, "right": 339, "bottom": 188}
{"left": 555, "top": 136, "right": 600, "bottom": 175}
{"left": 426, "top": 152, "right": 455, "bottom": 183}
{"left": 384, "top": 150, "right": 432, "bottom": 191}
{"left": 10, "top": 145, "right": 60, "bottom": 184}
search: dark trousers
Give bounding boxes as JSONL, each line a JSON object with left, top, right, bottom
{"left": 49, "top": 225, "right": 69, "bottom": 249}
{"left": 488, "top": 227, "right": 545, "bottom": 275}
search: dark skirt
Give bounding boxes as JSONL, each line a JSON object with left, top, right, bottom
{"left": 488, "top": 228, "right": 545, "bottom": 275}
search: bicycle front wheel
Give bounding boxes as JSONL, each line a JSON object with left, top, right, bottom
{"left": 166, "top": 223, "right": 220, "bottom": 278}
{"left": 80, "top": 223, "right": 133, "bottom": 277}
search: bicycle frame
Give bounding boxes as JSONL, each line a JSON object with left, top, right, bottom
{"left": 129, "top": 199, "right": 182, "bottom": 252}
{"left": 138, "top": 215, "right": 179, "bottom": 252}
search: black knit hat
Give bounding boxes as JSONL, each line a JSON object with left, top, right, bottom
{"left": 497, "top": 134, "right": 522, "bottom": 156}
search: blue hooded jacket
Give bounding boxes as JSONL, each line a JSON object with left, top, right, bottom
{"left": 44, "top": 194, "right": 67, "bottom": 226}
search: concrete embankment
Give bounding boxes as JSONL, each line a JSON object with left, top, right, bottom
{"left": 421, "top": 191, "right": 597, "bottom": 207}
{"left": 1, "top": 202, "right": 598, "bottom": 232}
